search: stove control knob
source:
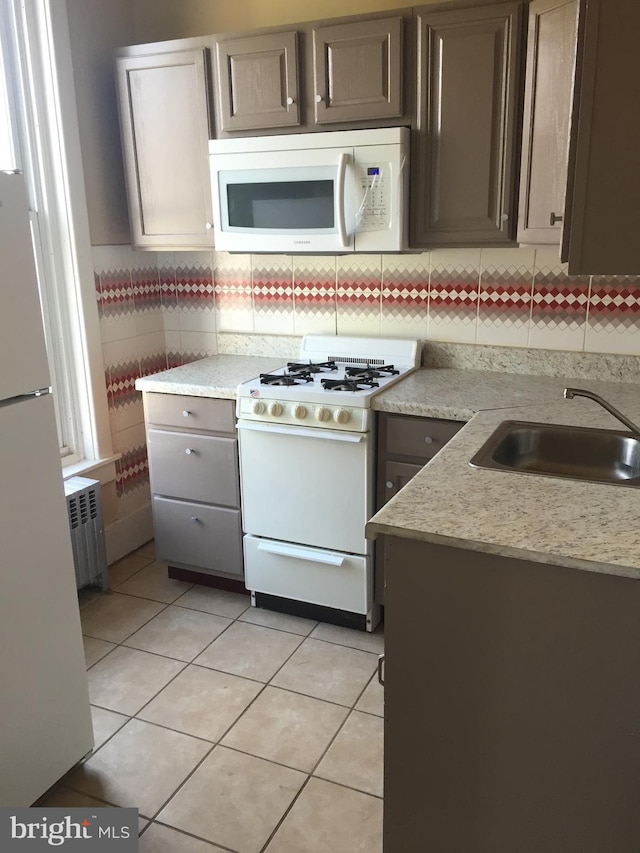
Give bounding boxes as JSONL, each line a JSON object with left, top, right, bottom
{"left": 268, "top": 401, "right": 283, "bottom": 417}
{"left": 334, "top": 408, "right": 350, "bottom": 425}
{"left": 293, "top": 404, "right": 307, "bottom": 420}
{"left": 316, "top": 406, "right": 331, "bottom": 423}
{"left": 252, "top": 401, "right": 266, "bottom": 415}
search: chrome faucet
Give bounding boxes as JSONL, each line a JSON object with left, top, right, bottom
{"left": 563, "top": 387, "right": 640, "bottom": 435}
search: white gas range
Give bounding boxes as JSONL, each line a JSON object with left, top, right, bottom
{"left": 236, "top": 335, "right": 420, "bottom": 631}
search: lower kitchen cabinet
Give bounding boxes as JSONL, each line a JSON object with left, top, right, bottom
{"left": 374, "top": 413, "right": 463, "bottom": 603}
{"left": 142, "top": 392, "right": 243, "bottom": 580}
{"left": 383, "top": 537, "right": 640, "bottom": 851}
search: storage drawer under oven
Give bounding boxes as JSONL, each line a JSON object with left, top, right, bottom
{"left": 244, "top": 534, "right": 369, "bottom": 614}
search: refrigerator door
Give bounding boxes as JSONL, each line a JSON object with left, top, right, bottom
{"left": 0, "top": 393, "right": 93, "bottom": 806}
{"left": 0, "top": 172, "right": 51, "bottom": 401}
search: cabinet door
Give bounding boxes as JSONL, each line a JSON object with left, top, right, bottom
{"left": 562, "top": 0, "right": 640, "bottom": 273}
{"left": 517, "top": 0, "right": 578, "bottom": 244}
{"left": 115, "top": 49, "right": 214, "bottom": 250}
{"left": 412, "top": 2, "right": 525, "bottom": 248}
{"left": 312, "top": 17, "right": 403, "bottom": 124}
{"left": 215, "top": 31, "right": 299, "bottom": 132}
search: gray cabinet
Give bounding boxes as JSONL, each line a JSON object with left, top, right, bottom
{"left": 562, "top": 0, "right": 640, "bottom": 273}
{"left": 115, "top": 44, "right": 214, "bottom": 251}
{"left": 375, "top": 413, "right": 463, "bottom": 603}
{"left": 517, "top": 0, "right": 579, "bottom": 244}
{"left": 214, "top": 31, "right": 300, "bottom": 132}
{"left": 411, "top": 1, "right": 526, "bottom": 248}
{"left": 143, "top": 393, "right": 243, "bottom": 579}
{"left": 311, "top": 17, "right": 403, "bottom": 124}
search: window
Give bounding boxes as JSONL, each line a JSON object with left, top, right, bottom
{"left": 0, "top": 1, "right": 115, "bottom": 475}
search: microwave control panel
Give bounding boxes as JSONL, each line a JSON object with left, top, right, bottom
{"left": 355, "top": 163, "right": 392, "bottom": 232}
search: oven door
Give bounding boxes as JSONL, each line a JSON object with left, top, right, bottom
{"left": 237, "top": 420, "right": 372, "bottom": 555}
{"left": 210, "top": 147, "right": 355, "bottom": 253}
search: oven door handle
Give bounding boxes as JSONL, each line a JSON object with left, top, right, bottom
{"left": 257, "top": 540, "right": 345, "bottom": 567}
{"left": 237, "top": 421, "right": 364, "bottom": 442}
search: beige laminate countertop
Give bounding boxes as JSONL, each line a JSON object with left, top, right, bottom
{"left": 368, "top": 379, "right": 640, "bottom": 580}
{"left": 134, "top": 355, "right": 285, "bottom": 398}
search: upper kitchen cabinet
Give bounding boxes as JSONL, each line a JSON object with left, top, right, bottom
{"left": 115, "top": 43, "right": 215, "bottom": 251}
{"left": 411, "top": 1, "right": 526, "bottom": 249}
{"left": 517, "top": 0, "right": 579, "bottom": 245}
{"left": 562, "top": 0, "right": 640, "bottom": 274}
{"left": 213, "top": 31, "right": 300, "bottom": 132}
{"left": 311, "top": 17, "right": 403, "bottom": 124}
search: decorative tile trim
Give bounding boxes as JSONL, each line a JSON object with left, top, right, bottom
{"left": 588, "top": 276, "right": 640, "bottom": 331}
{"left": 115, "top": 445, "right": 149, "bottom": 497}
{"left": 530, "top": 273, "right": 590, "bottom": 329}
{"left": 98, "top": 269, "right": 134, "bottom": 318}
{"left": 176, "top": 263, "right": 214, "bottom": 309}
{"left": 106, "top": 359, "right": 141, "bottom": 410}
{"left": 132, "top": 267, "right": 161, "bottom": 312}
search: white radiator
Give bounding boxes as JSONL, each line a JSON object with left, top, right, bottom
{"left": 64, "top": 476, "right": 109, "bottom": 591}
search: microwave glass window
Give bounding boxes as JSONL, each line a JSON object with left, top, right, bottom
{"left": 227, "top": 181, "right": 335, "bottom": 230}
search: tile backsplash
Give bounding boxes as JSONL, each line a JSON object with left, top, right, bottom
{"left": 93, "top": 244, "right": 640, "bottom": 522}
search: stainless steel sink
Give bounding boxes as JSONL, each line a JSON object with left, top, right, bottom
{"left": 469, "top": 420, "right": 640, "bottom": 487}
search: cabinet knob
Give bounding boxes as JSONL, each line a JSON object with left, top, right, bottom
{"left": 185, "top": 447, "right": 195, "bottom": 455}
{"left": 286, "top": 96, "right": 295, "bottom": 106}
{"left": 550, "top": 212, "right": 564, "bottom": 226}
{"left": 424, "top": 436, "right": 433, "bottom": 444}
{"left": 205, "top": 222, "right": 213, "bottom": 230}
{"left": 190, "top": 516, "right": 200, "bottom": 523}
{"left": 182, "top": 410, "right": 191, "bottom": 417}
{"left": 315, "top": 94, "right": 323, "bottom": 103}
{"left": 386, "top": 481, "right": 394, "bottom": 490}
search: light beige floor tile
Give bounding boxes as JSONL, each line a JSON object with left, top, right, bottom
{"left": 124, "top": 606, "right": 233, "bottom": 662}
{"left": 83, "top": 635, "right": 115, "bottom": 668}
{"left": 222, "top": 686, "right": 348, "bottom": 772}
{"left": 309, "top": 623, "right": 384, "bottom": 654}
{"left": 174, "top": 586, "right": 250, "bottom": 619}
{"left": 109, "top": 553, "right": 152, "bottom": 587}
{"left": 67, "top": 719, "right": 211, "bottom": 817}
{"left": 194, "top": 622, "right": 303, "bottom": 682}
{"left": 89, "top": 705, "right": 129, "bottom": 751}
{"left": 138, "top": 665, "right": 262, "bottom": 742}
{"left": 139, "top": 819, "right": 149, "bottom": 836}
{"left": 265, "top": 777, "right": 382, "bottom": 853}
{"left": 78, "top": 587, "right": 102, "bottom": 609}
{"left": 315, "top": 710, "right": 384, "bottom": 797}
{"left": 37, "top": 786, "right": 113, "bottom": 808}
{"left": 139, "top": 823, "right": 228, "bottom": 852}
{"left": 355, "top": 674, "right": 384, "bottom": 717}
{"left": 87, "top": 646, "right": 185, "bottom": 715}
{"left": 115, "top": 560, "right": 192, "bottom": 604}
{"left": 271, "top": 639, "right": 378, "bottom": 706}
{"left": 159, "top": 746, "right": 305, "bottom": 853}
{"left": 239, "top": 607, "right": 318, "bottom": 636}
{"left": 80, "top": 593, "right": 165, "bottom": 643}
{"left": 134, "top": 540, "right": 156, "bottom": 559}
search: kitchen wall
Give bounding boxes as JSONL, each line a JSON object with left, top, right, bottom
{"left": 65, "top": 0, "right": 640, "bottom": 556}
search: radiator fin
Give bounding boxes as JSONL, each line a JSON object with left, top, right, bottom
{"left": 64, "top": 476, "right": 109, "bottom": 591}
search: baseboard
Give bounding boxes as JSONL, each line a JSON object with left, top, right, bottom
{"left": 105, "top": 502, "right": 154, "bottom": 564}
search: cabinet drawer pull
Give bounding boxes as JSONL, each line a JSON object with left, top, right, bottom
{"left": 205, "top": 222, "right": 212, "bottom": 230}
{"left": 377, "top": 654, "right": 385, "bottom": 686}
{"left": 185, "top": 447, "right": 195, "bottom": 455}
{"left": 315, "top": 94, "right": 323, "bottom": 103}
{"left": 190, "top": 516, "right": 200, "bottom": 523}
{"left": 286, "top": 96, "right": 295, "bottom": 106}
{"left": 182, "top": 410, "right": 191, "bottom": 417}
{"left": 386, "top": 481, "right": 394, "bottom": 490}
{"left": 424, "top": 436, "right": 433, "bottom": 444}
{"left": 550, "top": 211, "right": 564, "bottom": 226}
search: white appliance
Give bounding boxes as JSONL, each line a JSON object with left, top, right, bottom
{"left": 0, "top": 172, "right": 93, "bottom": 806}
{"left": 237, "top": 335, "right": 420, "bottom": 631}
{"left": 209, "top": 127, "right": 409, "bottom": 253}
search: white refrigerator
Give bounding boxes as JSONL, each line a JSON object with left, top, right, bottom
{"left": 0, "top": 171, "right": 93, "bottom": 806}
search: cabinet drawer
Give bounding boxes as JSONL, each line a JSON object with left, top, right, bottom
{"left": 386, "top": 416, "right": 463, "bottom": 461}
{"left": 153, "top": 496, "right": 243, "bottom": 577}
{"left": 148, "top": 429, "right": 239, "bottom": 506}
{"left": 144, "top": 393, "right": 235, "bottom": 433}
{"left": 381, "top": 460, "right": 424, "bottom": 507}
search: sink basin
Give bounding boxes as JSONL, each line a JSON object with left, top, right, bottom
{"left": 469, "top": 420, "right": 640, "bottom": 487}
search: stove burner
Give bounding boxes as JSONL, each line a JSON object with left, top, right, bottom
{"left": 344, "top": 364, "right": 400, "bottom": 379}
{"left": 321, "top": 378, "right": 380, "bottom": 392}
{"left": 259, "top": 372, "right": 314, "bottom": 386}
{"left": 287, "top": 360, "right": 338, "bottom": 373}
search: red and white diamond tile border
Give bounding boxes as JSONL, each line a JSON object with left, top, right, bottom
{"left": 528, "top": 247, "right": 590, "bottom": 351}
{"left": 381, "top": 253, "right": 430, "bottom": 340}
{"left": 214, "top": 252, "right": 253, "bottom": 334}
{"left": 477, "top": 247, "right": 535, "bottom": 347}
{"left": 252, "top": 254, "right": 295, "bottom": 336}
{"left": 427, "top": 249, "right": 481, "bottom": 344}
{"left": 585, "top": 275, "right": 640, "bottom": 355}
{"left": 336, "top": 254, "right": 382, "bottom": 337}
{"left": 293, "top": 255, "right": 337, "bottom": 336}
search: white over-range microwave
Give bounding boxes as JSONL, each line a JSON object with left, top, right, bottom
{"left": 208, "top": 127, "right": 409, "bottom": 253}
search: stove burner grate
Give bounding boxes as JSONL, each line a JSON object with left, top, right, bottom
{"left": 287, "top": 360, "right": 338, "bottom": 373}
{"left": 344, "top": 364, "right": 400, "bottom": 379}
{"left": 321, "top": 377, "right": 380, "bottom": 392}
{"left": 259, "top": 372, "right": 313, "bottom": 386}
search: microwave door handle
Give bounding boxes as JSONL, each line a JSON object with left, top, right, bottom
{"left": 335, "top": 152, "right": 349, "bottom": 248}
